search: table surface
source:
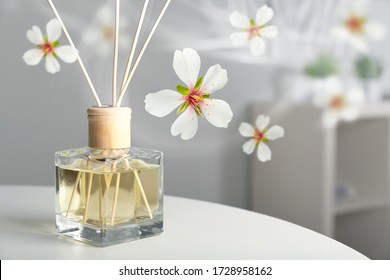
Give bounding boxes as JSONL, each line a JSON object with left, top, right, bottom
{"left": 0, "top": 186, "right": 368, "bottom": 260}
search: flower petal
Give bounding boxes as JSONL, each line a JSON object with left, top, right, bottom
{"left": 256, "top": 115, "right": 270, "bottom": 131}
{"left": 331, "top": 26, "right": 350, "bottom": 40}
{"left": 249, "top": 36, "right": 265, "bottom": 56}
{"left": 349, "top": 36, "right": 369, "bottom": 53}
{"left": 170, "top": 108, "right": 198, "bottom": 140}
{"left": 27, "top": 26, "right": 44, "bottom": 45}
{"left": 365, "top": 21, "right": 385, "bottom": 40}
{"left": 340, "top": 107, "right": 359, "bottom": 121}
{"left": 351, "top": 0, "right": 368, "bottom": 16}
{"left": 83, "top": 28, "right": 101, "bottom": 45}
{"left": 265, "top": 125, "right": 284, "bottom": 140}
{"left": 55, "top": 46, "right": 78, "bottom": 63}
{"left": 260, "top": 25, "right": 278, "bottom": 38}
{"left": 202, "top": 64, "right": 228, "bottom": 94}
{"left": 229, "top": 11, "right": 250, "bottom": 29}
{"left": 239, "top": 122, "right": 255, "bottom": 137}
{"left": 22, "top": 49, "right": 44, "bottom": 66}
{"left": 97, "top": 5, "right": 113, "bottom": 24}
{"left": 256, "top": 5, "right": 274, "bottom": 26}
{"left": 201, "top": 98, "right": 233, "bottom": 128}
{"left": 257, "top": 142, "right": 272, "bottom": 162}
{"left": 230, "top": 32, "right": 249, "bottom": 46}
{"left": 173, "top": 48, "right": 201, "bottom": 88}
{"left": 46, "top": 19, "right": 62, "bottom": 42}
{"left": 332, "top": 24, "right": 367, "bottom": 52}
{"left": 45, "top": 54, "right": 60, "bottom": 74}
{"left": 325, "top": 77, "right": 343, "bottom": 93}
{"left": 322, "top": 110, "right": 339, "bottom": 128}
{"left": 145, "top": 89, "right": 184, "bottom": 117}
{"left": 346, "top": 88, "right": 365, "bottom": 105}
{"left": 243, "top": 139, "right": 257, "bottom": 155}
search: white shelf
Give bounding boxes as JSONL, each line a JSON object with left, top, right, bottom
{"left": 250, "top": 103, "right": 390, "bottom": 259}
{"left": 357, "top": 103, "right": 390, "bottom": 119}
{"left": 335, "top": 196, "right": 389, "bottom": 216}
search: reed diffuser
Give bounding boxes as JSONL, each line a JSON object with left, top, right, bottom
{"left": 42, "top": 0, "right": 172, "bottom": 246}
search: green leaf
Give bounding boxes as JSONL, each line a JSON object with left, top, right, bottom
{"left": 177, "top": 85, "right": 189, "bottom": 95}
{"left": 250, "top": 19, "right": 256, "bottom": 27}
{"left": 177, "top": 102, "right": 190, "bottom": 114}
{"left": 195, "top": 76, "right": 203, "bottom": 90}
{"left": 355, "top": 55, "right": 383, "bottom": 79}
{"left": 202, "top": 94, "right": 210, "bottom": 99}
{"left": 52, "top": 41, "right": 60, "bottom": 48}
{"left": 304, "top": 53, "right": 339, "bottom": 78}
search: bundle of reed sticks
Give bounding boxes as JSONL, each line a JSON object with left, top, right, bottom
{"left": 47, "top": 0, "right": 172, "bottom": 107}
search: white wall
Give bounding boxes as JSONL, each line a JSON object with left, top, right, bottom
{"left": 0, "top": 0, "right": 389, "bottom": 209}
{"left": 0, "top": 0, "right": 276, "bottom": 209}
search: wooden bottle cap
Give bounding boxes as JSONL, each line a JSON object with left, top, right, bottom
{"left": 88, "top": 107, "right": 132, "bottom": 149}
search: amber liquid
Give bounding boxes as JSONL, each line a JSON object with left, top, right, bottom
{"left": 56, "top": 165, "right": 161, "bottom": 227}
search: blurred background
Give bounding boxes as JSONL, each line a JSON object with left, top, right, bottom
{"left": 1, "top": 0, "right": 390, "bottom": 259}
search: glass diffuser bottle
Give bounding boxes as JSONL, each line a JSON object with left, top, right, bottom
{"left": 55, "top": 107, "right": 163, "bottom": 246}
{"left": 22, "top": 0, "right": 173, "bottom": 246}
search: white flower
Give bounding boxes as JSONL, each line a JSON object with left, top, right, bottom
{"left": 23, "top": 19, "right": 78, "bottom": 74}
{"left": 314, "top": 79, "right": 365, "bottom": 127}
{"left": 229, "top": 5, "right": 278, "bottom": 56}
{"left": 82, "top": 4, "right": 130, "bottom": 56}
{"left": 331, "top": 0, "right": 385, "bottom": 53}
{"left": 145, "top": 48, "right": 233, "bottom": 140}
{"left": 239, "top": 115, "right": 284, "bottom": 162}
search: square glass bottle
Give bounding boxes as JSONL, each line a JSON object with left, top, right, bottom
{"left": 55, "top": 107, "right": 163, "bottom": 246}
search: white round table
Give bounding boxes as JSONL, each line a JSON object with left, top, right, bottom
{"left": 0, "top": 186, "right": 367, "bottom": 259}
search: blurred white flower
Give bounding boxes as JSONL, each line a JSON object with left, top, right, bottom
{"left": 145, "top": 48, "right": 233, "bottom": 140}
{"left": 23, "top": 19, "right": 78, "bottom": 74}
{"left": 229, "top": 5, "right": 278, "bottom": 56}
{"left": 239, "top": 115, "right": 284, "bottom": 162}
{"left": 82, "top": 4, "right": 130, "bottom": 56}
{"left": 332, "top": 0, "right": 385, "bottom": 53}
{"left": 314, "top": 79, "right": 365, "bottom": 127}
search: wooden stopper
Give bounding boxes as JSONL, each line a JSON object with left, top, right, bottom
{"left": 88, "top": 107, "right": 132, "bottom": 149}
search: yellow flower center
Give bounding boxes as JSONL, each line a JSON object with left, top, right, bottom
{"left": 249, "top": 26, "right": 260, "bottom": 38}
{"left": 186, "top": 89, "right": 204, "bottom": 109}
{"left": 254, "top": 130, "right": 265, "bottom": 142}
{"left": 248, "top": 19, "right": 261, "bottom": 39}
{"left": 330, "top": 96, "right": 345, "bottom": 110}
{"left": 102, "top": 25, "right": 114, "bottom": 40}
{"left": 345, "top": 16, "right": 365, "bottom": 34}
{"left": 42, "top": 43, "right": 54, "bottom": 55}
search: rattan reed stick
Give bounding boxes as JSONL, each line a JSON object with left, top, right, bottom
{"left": 116, "top": 0, "right": 172, "bottom": 106}
{"left": 124, "top": 160, "right": 153, "bottom": 218}
{"left": 83, "top": 171, "right": 94, "bottom": 223}
{"left": 133, "top": 170, "right": 153, "bottom": 219}
{"left": 99, "top": 175, "right": 103, "bottom": 228}
{"left": 111, "top": 173, "right": 121, "bottom": 226}
{"left": 112, "top": 0, "right": 120, "bottom": 105}
{"left": 104, "top": 174, "right": 113, "bottom": 192}
{"left": 47, "top": 0, "right": 102, "bottom": 107}
{"left": 65, "top": 171, "right": 82, "bottom": 218}
{"left": 120, "top": 0, "right": 149, "bottom": 93}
